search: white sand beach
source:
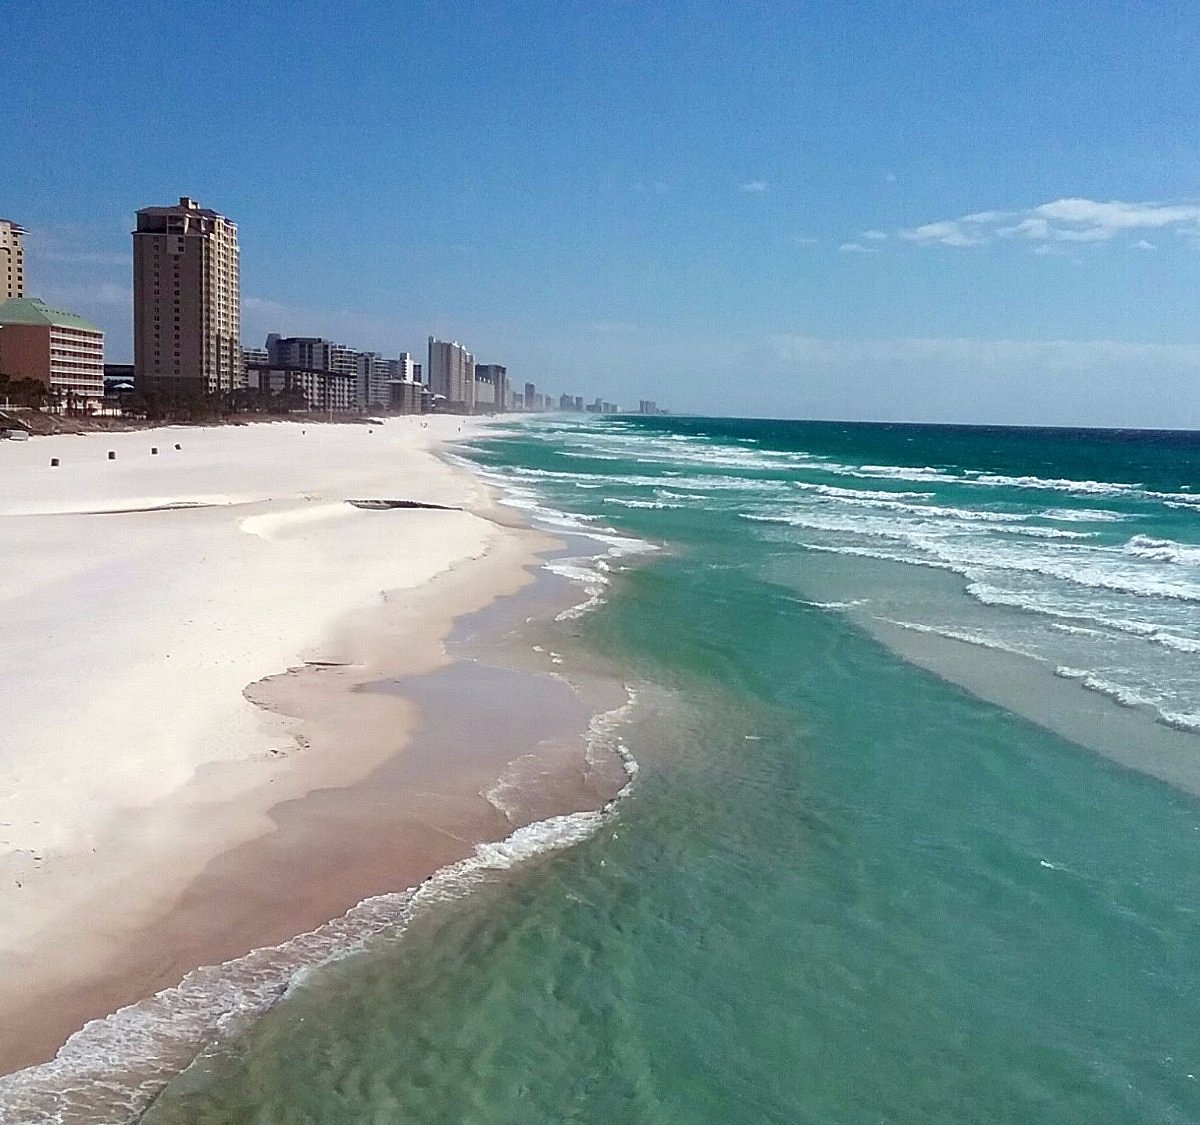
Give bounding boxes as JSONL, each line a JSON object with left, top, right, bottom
{"left": 0, "top": 416, "right": 558, "bottom": 1075}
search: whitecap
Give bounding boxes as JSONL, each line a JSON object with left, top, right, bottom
{"left": 1041, "top": 508, "right": 1133, "bottom": 523}
{"left": 1157, "top": 710, "right": 1200, "bottom": 735}
{"left": 876, "top": 618, "right": 1038, "bottom": 658}
{"left": 987, "top": 525, "right": 1095, "bottom": 540}
{"left": 974, "top": 473, "right": 1142, "bottom": 496}
{"left": 1053, "top": 667, "right": 1154, "bottom": 709}
{"left": 1123, "top": 535, "right": 1200, "bottom": 566}
{"left": 602, "top": 497, "right": 684, "bottom": 510}
{"left": 0, "top": 688, "right": 644, "bottom": 1124}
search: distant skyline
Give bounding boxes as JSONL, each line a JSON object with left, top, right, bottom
{"left": 5, "top": 2, "right": 1200, "bottom": 425}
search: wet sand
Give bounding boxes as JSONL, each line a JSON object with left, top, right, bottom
{"left": 0, "top": 419, "right": 635, "bottom": 1125}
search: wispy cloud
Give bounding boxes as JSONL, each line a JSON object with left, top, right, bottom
{"left": 900, "top": 198, "right": 1200, "bottom": 249}
{"left": 22, "top": 221, "right": 134, "bottom": 276}
{"left": 739, "top": 180, "right": 769, "bottom": 193}
{"left": 39, "top": 282, "right": 132, "bottom": 308}
{"left": 579, "top": 319, "right": 639, "bottom": 335}
{"left": 794, "top": 236, "right": 820, "bottom": 245}
{"left": 768, "top": 333, "right": 1200, "bottom": 369}
{"left": 884, "top": 171, "right": 898, "bottom": 184}
{"left": 241, "top": 295, "right": 425, "bottom": 352}
{"left": 36, "top": 250, "right": 130, "bottom": 266}
{"left": 839, "top": 241, "right": 881, "bottom": 254}
{"left": 761, "top": 333, "right": 1200, "bottom": 427}
{"left": 861, "top": 230, "right": 887, "bottom": 241}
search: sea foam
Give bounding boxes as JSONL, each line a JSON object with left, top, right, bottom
{"left": 0, "top": 686, "right": 643, "bottom": 1125}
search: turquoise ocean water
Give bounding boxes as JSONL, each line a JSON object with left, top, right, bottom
{"left": 100, "top": 419, "right": 1200, "bottom": 1120}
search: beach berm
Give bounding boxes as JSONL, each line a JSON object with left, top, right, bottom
{"left": 0, "top": 416, "right": 546, "bottom": 1076}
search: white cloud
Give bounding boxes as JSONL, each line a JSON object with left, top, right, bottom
{"left": 861, "top": 230, "right": 888, "bottom": 241}
{"left": 1033, "top": 198, "right": 1200, "bottom": 230}
{"left": 995, "top": 217, "right": 1050, "bottom": 240}
{"left": 839, "top": 241, "right": 881, "bottom": 254}
{"left": 1052, "top": 226, "right": 1114, "bottom": 243}
{"left": 900, "top": 197, "right": 1200, "bottom": 250}
{"left": 1134, "top": 239, "right": 1157, "bottom": 251}
{"left": 899, "top": 219, "right": 988, "bottom": 247}
{"left": 739, "top": 180, "right": 769, "bottom": 193}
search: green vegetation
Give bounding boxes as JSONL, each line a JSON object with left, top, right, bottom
{"left": 119, "top": 384, "right": 309, "bottom": 422}
{"left": 0, "top": 369, "right": 314, "bottom": 423}
{"left": 0, "top": 372, "right": 59, "bottom": 409}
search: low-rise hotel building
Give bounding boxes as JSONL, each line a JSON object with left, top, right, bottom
{"left": 0, "top": 296, "right": 104, "bottom": 400}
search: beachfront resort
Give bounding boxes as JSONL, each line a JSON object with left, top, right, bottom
{"left": 1, "top": 199, "right": 665, "bottom": 431}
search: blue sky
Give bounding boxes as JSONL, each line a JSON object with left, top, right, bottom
{"left": 4, "top": 1, "right": 1200, "bottom": 425}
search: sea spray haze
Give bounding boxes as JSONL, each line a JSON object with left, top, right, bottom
{"left": 144, "top": 416, "right": 1200, "bottom": 1124}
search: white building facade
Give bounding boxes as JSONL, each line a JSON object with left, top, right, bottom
{"left": 428, "top": 336, "right": 475, "bottom": 410}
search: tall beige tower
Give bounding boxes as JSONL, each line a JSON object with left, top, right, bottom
{"left": 0, "top": 219, "right": 27, "bottom": 300}
{"left": 133, "top": 196, "right": 240, "bottom": 395}
{"left": 427, "top": 336, "right": 475, "bottom": 410}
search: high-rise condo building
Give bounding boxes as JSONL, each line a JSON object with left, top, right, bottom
{"left": 475, "top": 364, "right": 508, "bottom": 412}
{"left": 0, "top": 297, "right": 104, "bottom": 400}
{"left": 385, "top": 352, "right": 418, "bottom": 385}
{"left": 474, "top": 371, "right": 496, "bottom": 409}
{"left": 0, "top": 220, "right": 27, "bottom": 300}
{"left": 428, "top": 336, "right": 475, "bottom": 410}
{"left": 261, "top": 335, "right": 363, "bottom": 411}
{"left": 356, "top": 351, "right": 390, "bottom": 409}
{"left": 133, "top": 196, "right": 240, "bottom": 395}
{"left": 386, "top": 352, "right": 426, "bottom": 414}
{"left": 266, "top": 334, "right": 334, "bottom": 370}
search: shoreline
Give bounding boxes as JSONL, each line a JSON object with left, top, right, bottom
{"left": 0, "top": 416, "right": 630, "bottom": 1117}
{"left": 779, "top": 552, "right": 1200, "bottom": 799}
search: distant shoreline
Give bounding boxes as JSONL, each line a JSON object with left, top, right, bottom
{"left": 0, "top": 405, "right": 398, "bottom": 439}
